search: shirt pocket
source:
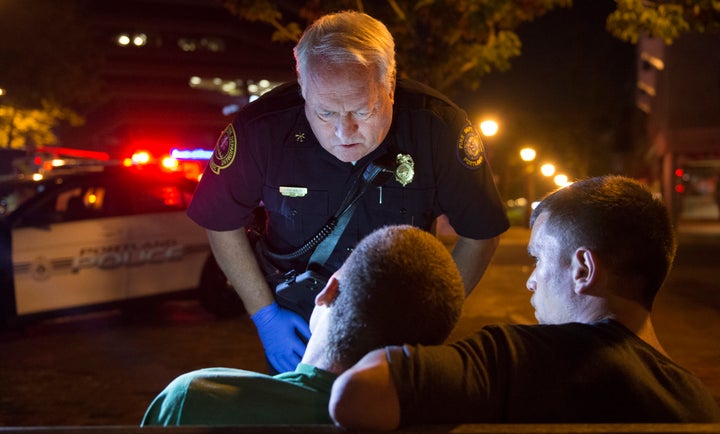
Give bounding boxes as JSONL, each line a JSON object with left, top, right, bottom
{"left": 363, "top": 186, "right": 438, "bottom": 230}
{"left": 263, "top": 186, "right": 330, "bottom": 246}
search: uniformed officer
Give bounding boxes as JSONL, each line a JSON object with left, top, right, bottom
{"left": 187, "top": 11, "right": 509, "bottom": 373}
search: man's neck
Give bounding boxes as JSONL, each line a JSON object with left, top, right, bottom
{"left": 603, "top": 297, "right": 668, "bottom": 357}
{"left": 623, "top": 314, "right": 668, "bottom": 357}
{"left": 300, "top": 326, "right": 345, "bottom": 374}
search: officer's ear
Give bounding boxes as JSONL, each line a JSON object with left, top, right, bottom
{"left": 298, "top": 76, "right": 306, "bottom": 99}
{"left": 388, "top": 72, "right": 396, "bottom": 101}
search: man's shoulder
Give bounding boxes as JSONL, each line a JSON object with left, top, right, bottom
{"left": 181, "top": 367, "right": 318, "bottom": 396}
{"left": 185, "top": 367, "right": 275, "bottom": 384}
{"left": 235, "top": 81, "right": 304, "bottom": 124}
{"left": 478, "top": 321, "right": 629, "bottom": 345}
{"left": 395, "top": 78, "right": 463, "bottom": 113}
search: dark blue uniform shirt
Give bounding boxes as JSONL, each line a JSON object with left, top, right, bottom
{"left": 188, "top": 78, "right": 509, "bottom": 276}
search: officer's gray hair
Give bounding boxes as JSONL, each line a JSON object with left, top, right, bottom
{"left": 293, "top": 10, "right": 396, "bottom": 97}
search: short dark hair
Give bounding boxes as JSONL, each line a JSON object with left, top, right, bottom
{"left": 531, "top": 176, "right": 676, "bottom": 309}
{"left": 327, "top": 225, "right": 464, "bottom": 369}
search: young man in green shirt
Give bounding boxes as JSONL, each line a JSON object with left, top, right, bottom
{"left": 141, "top": 225, "right": 465, "bottom": 425}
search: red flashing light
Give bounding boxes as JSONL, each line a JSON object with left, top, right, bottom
{"left": 161, "top": 156, "right": 180, "bottom": 170}
{"left": 131, "top": 151, "right": 152, "bottom": 165}
{"left": 674, "top": 168, "right": 684, "bottom": 177}
{"left": 675, "top": 184, "right": 685, "bottom": 194}
{"left": 37, "top": 146, "right": 110, "bottom": 161}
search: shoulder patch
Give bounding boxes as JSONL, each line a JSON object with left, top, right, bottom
{"left": 209, "top": 124, "right": 237, "bottom": 174}
{"left": 457, "top": 123, "right": 484, "bottom": 169}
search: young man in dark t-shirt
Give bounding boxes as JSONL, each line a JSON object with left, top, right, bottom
{"left": 330, "top": 176, "right": 720, "bottom": 429}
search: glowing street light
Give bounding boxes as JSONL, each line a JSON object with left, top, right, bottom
{"left": 519, "top": 147, "right": 536, "bottom": 162}
{"left": 479, "top": 119, "right": 499, "bottom": 137}
{"left": 554, "top": 174, "right": 570, "bottom": 187}
{"left": 519, "top": 147, "right": 538, "bottom": 227}
{"left": 540, "top": 163, "right": 556, "bottom": 177}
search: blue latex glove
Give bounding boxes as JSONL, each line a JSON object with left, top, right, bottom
{"left": 251, "top": 302, "right": 311, "bottom": 373}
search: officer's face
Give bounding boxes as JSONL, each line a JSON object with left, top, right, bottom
{"left": 303, "top": 63, "right": 394, "bottom": 163}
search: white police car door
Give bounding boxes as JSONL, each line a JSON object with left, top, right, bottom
{"left": 11, "top": 183, "right": 130, "bottom": 315}
{"left": 124, "top": 181, "right": 208, "bottom": 298}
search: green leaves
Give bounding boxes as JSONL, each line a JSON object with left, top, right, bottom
{"left": 607, "top": 0, "right": 719, "bottom": 44}
{"left": 220, "top": 0, "right": 571, "bottom": 92}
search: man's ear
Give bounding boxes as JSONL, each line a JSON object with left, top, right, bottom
{"left": 388, "top": 73, "right": 396, "bottom": 102}
{"left": 572, "top": 247, "right": 598, "bottom": 295}
{"left": 315, "top": 274, "right": 340, "bottom": 307}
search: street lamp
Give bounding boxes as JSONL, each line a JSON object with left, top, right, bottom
{"left": 519, "top": 147, "right": 537, "bottom": 226}
{"left": 519, "top": 147, "right": 536, "bottom": 162}
{"left": 554, "top": 174, "right": 570, "bottom": 187}
{"left": 540, "top": 163, "right": 555, "bottom": 177}
{"left": 479, "top": 119, "right": 499, "bottom": 137}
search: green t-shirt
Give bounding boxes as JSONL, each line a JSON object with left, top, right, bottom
{"left": 141, "top": 363, "right": 338, "bottom": 426}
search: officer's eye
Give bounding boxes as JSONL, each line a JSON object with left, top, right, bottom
{"left": 317, "top": 111, "right": 335, "bottom": 121}
{"left": 352, "top": 108, "right": 375, "bottom": 121}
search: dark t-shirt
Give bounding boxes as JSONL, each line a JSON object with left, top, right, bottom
{"left": 187, "top": 79, "right": 509, "bottom": 275}
{"left": 388, "top": 320, "right": 720, "bottom": 424}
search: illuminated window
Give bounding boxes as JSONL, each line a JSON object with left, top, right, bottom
{"left": 640, "top": 52, "right": 664, "bottom": 71}
{"left": 116, "top": 32, "right": 151, "bottom": 48}
{"left": 187, "top": 76, "right": 281, "bottom": 98}
{"left": 117, "top": 34, "right": 131, "bottom": 46}
{"left": 133, "top": 33, "right": 148, "bottom": 46}
{"left": 177, "top": 36, "right": 225, "bottom": 52}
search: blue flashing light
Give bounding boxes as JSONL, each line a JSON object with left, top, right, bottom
{"left": 170, "top": 148, "right": 213, "bottom": 160}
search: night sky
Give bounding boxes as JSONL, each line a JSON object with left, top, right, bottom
{"left": 462, "top": 0, "right": 637, "bottom": 192}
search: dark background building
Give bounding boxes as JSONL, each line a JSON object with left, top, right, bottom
{"left": 60, "top": 0, "right": 295, "bottom": 160}
{"left": 637, "top": 32, "right": 720, "bottom": 222}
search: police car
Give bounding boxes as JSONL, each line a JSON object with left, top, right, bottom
{"left": 0, "top": 165, "right": 242, "bottom": 326}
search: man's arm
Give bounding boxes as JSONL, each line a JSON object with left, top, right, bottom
{"left": 206, "top": 228, "right": 310, "bottom": 373}
{"left": 452, "top": 235, "right": 500, "bottom": 296}
{"left": 206, "top": 228, "right": 274, "bottom": 315}
{"left": 329, "top": 349, "right": 400, "bottom": 431}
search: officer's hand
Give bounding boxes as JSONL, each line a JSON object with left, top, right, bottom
{"left": 251, "top": 302, "right": 311, "bottom": 373}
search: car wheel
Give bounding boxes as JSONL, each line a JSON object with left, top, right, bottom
{"left": 199, "top": 255, "right": 245, "bottom": 317}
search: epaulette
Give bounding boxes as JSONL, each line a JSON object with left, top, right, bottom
{"left": 236, "top": 81, "right": 304, "bottom": 124}
{"left": 394, "top": 78, "right": 463, "bottom": 113}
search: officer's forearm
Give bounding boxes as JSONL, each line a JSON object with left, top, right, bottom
{"left": 206, "top": 228, "right": 275, "bottom": 315}
{"left": 451, "top": 235, "right": 499, "bottom": 296}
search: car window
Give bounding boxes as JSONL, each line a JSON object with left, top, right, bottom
{"left": 10, "top": 175, "right": 194, "bottom": 226}
{"left": 133, "top": 183, "right": 189, "bottom": 214}
{"left": 57, "top": 185, "right": 132, "bottom": 222}
{"left": 15, "top": 182, "right": 133, "bottom": 226}
{"left": 0, "top": 184, "right": 39, "bottom": 218}
{"left": 12, "top": 188, "right": 68, "bottom": 226}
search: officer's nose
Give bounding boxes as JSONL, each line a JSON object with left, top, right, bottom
{"left": 335, "top": 114, "right": 358, "bottom": 142}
